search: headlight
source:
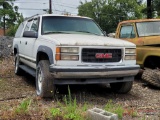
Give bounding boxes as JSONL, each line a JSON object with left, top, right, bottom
{"left": 125, "top": 55, "right": 136, "bottom": 60}
{"left": 56, "top": 47, "right": 79, "bottom": 61}
{"left": 125, "top": 48, "right": 136, "bottom": 54}
{"left": 61, "top": 47, "right": 79, "bottom": 53}
{"left": 61, "top": 55, "right": 79, "bottom": 60}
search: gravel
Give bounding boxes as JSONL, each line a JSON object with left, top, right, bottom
{"left": 0, "top": 36, "right": 159, "bottom": 120}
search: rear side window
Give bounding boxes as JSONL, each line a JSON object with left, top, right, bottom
{"left": 15, "top": 23, "right": 25, "bottom": 37}
{"left": 30, "top": 18, "right": 39, "bottom": 32}
{"left": 120, "top": 25, "right": 135, "bottom": 38}
{"left": 24, "top": 20, "right": 32, "bottom": 31}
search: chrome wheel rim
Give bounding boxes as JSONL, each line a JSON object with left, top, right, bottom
{"left": 38, "top": 68, "right": 43, "bottom": 93}
{"left": 15, "top": 57, "right": 18, "bottom": 73}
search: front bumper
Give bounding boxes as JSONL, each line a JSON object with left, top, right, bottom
{"left": 49, "top": 65, "right": 139, "bottom": 84}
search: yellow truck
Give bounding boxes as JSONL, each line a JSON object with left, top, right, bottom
{"left": 115, "top": 19, "right": 160, "bottom": 87}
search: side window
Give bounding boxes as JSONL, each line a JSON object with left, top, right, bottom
{"left": 120, "top": 25, "right": 135, "bottom": 38}
{"left": 24, "top": 20, "right": 32, "bottom": 31}
{"left": 30, "top": 18, "right": 39, "bottom": 32}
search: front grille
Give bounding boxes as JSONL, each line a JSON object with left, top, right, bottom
{"left": 82, "top": 48, "right": 122, "bottom": 63}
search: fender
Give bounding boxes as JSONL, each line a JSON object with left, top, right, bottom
{"left": 14, "top": 44, "right": 19, "bottom": 54}
{"left": 37, "top": 45, "right": 54, "bottom": 64}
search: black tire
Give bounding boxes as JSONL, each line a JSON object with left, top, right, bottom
{"left": 110, "top": 81, "right": 133, "bottom": 93}
{"left": 141, "top": 69, "right": 160, "bottom": 88}
{"left": 14, "top": 54, "right": 23, "bottom": 75}
{"left": 36, "top": 60, "right": 56, "bottom": 98}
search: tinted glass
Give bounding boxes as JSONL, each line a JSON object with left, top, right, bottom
{"left": 30, "top": 18, "right": 39, "bottom": 32}
{"left": 120, "top": 25, "right": 135, "bottom": 38}
{"left": 24, "top": 20, "right": 32, "bottom": 31}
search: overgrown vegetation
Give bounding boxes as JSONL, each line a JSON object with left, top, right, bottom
{"left": 50, "top": 86, "right": 88, "bottom": 120}
{"left": 104, "top": 100, "right": 137, "bottom": 119}
{"left": 0, "top": 85, "right": 139, "bottom": 120}
{"left": 14, "top": 98, "right": 31, "bottom": 115}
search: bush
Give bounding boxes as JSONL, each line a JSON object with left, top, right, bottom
{"left": 6, "top": 25, "right": 18, "bottom": 37}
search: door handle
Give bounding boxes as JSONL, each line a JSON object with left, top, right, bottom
{"left": 25, "top": 41, "right": 27, "bottom": 45}
{"left": 20, "top": 41, "right": 21, "bottom": 44}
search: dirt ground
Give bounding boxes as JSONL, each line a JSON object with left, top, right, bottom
{"left": 0, "top": 57, "right": 160, "bottom": 120}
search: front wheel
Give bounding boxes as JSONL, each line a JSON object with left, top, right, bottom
{"left": 14, "top": 54, "right": 23, "bottom": 75}
{"left": 110, "top": 81, "right": 133, "bottom": 93}
{"left": 36, "top": 60, "right": 56, "bottom": 98}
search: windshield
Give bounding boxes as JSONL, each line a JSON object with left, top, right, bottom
{"left": 41, "top": 16, "right": 104, "bottom": 36}
{"left": 136, "top": 21, "right": 160, "bottom": 37}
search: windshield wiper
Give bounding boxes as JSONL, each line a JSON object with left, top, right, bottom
{"left": 43, "top": 31, "right": 70, "bottom": 35}
{"left": 75, "top": 31, "right": 101, "bottom": 36}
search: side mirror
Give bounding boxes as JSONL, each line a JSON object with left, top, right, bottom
{"left": 23, "top": 31, "right": 38, "bottom": 38}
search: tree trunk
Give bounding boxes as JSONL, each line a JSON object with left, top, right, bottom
{"left": 147, "top": 0, "right": 152, "bottom": 18}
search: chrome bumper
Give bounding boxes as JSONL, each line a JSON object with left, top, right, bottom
{"left": 49, "top": 65, "right": 140, "bottom": 79}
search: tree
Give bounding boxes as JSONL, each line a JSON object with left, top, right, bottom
{"left": 153, "top": 0, "right": 160, "bottom": 17}
{"left": 0, "top": 0, "right": 22, "bottom": 35}
{"left": 78, "top": 0, "right": 145, "bottom": 33}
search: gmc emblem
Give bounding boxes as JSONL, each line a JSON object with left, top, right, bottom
{"left": 95, "top": 53, "right": 112, "bottom": 59}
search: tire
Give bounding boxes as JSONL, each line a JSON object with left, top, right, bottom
{"left": 141, "top": 69, "right": 160, "bottom": 88}
{"left": 14, "top": 54, "right": 23, "bottom": 75}
{"left": 110, "top": 81, "right": 133, "bottom": 93}
{"left": 36, "top": 60, "right": 56, "bottom": 98}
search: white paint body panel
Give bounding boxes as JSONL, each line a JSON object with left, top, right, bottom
{"left": 13, "top": 14, "right": 139, "bottom": 81}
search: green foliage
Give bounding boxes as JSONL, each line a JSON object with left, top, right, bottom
{"left": 63, "top": 86, "right": 82, "bottom": 120}
{"left": 6, "top": 25, "right": 18, "bottom": 36}
{"left": 15, "top": 99, "right": 31, "bottom": 115}
{"left": 78, "top": 0, "right": 145, "bottom": 33}
{"left": 50, "top": 86, "right": 88, "bottom": 120}
{"left": 104, "top": 100, "right": 137, "bottom": 119}
{"left": 50, "top": 108, "right": 61, "bottom": 117}
{"left": 104, "top": 100, "right": 124, "bottom": 119}
{"left": 6, "top": 14, "right": 24, "bottom": 36}
{"left": 153, "top": 0, "right": 160, "bottom": 17}
{"left": 0, "top": 0, "right": 23, "bottom": 36}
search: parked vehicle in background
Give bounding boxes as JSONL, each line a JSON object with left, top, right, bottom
{"left": 13, "top": 14, "right": 139, "bottom": 98}
{"left": 115, "top": 19, "right": 160, "bottom": 87}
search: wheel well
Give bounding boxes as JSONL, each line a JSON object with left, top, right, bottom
{"left": 37, "top": 52, "right": 49, "bottom": 65}
{"left": 14, "top": 48, "right": 17, "bottom": 55}
{"left": 144, "top": 56, "right": 160, "bottom": 69}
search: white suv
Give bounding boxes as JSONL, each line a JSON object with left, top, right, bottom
{"left": 13, "top": 14, "right": 139, "bottom": 97}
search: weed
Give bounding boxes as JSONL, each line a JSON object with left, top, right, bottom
{"left": 82, "top": 102, "right": 88, "bottom": 112}
{"left": 50, "top": 108, "right": 61, "bottom": 118}
{"left": 124, "top": 108, "right": 137, "bottom": 117}
{"left": 114, "top": 105, "right": 124, "bottom": 119}
{"left": 63, "top": 86, "right": 82, "bottom": 120}
{"left": 104, "top": 100, "right": 137, "bottom": 119}
{"left": 15, "top": 98, "right": 31, "bottom": 115}
{"left": 50, "top": 86, "right": 88, "bottom": 120}
{"left": 104, "top": 100, "right": 124, "bottom": 119}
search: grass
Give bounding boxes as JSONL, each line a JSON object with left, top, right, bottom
{"left": 104, "top": 100, "right": 124, "bottom": 119}
{"left": 0, "top": 79, "right": 138, "bottom": 120}
{"left": 104, "top": 100, "right": 137, "bottom": 119}
{"left": 15, "top": 98, "right": 31, "bottom": 115}
{"left": 50, "top": 86, "right": 88, "bottom": 120}
{"left": 50, "top": 108, "right": 61, "bottom": 118}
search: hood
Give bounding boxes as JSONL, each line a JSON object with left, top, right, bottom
{"left": 42, "top": 34, "right": 135, "bottom": 47}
